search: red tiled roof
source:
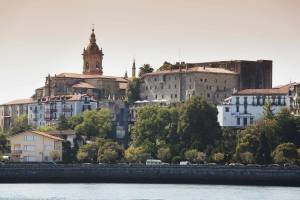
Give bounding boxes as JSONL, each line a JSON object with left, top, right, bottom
{"left": 2, "top": 98, "right": 34, "bottom": 105}
{"left": 9, "top": 131, "right": 64, "bottom": 141}
{"left": 142, "top": 67, "right": 238, "bottom": 77}
{"left": 56, "top": 73, "right": 128, "bottom": 83}
{"left": 236, "top": 83, "right": 293, "bottom": 96}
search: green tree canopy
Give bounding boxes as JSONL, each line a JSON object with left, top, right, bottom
{"left": 75, "top": 109, "right": 113, "bottom": 139}
{"left": 272, "top": 142, "right": 298, "bottom": 164}
{"left": 10, "top": 115, "right": 31, "bottom": 134}
{"left": 158, "top": 61, "right": 172, "bottom": 71}
{"left": 126, "top": 78, "right": 141, "bottom": 104}
{"left": 139, "top": 64, "right": 154, "bottom": 77}
{"left": 178, "top": 97, "right": 221, "bottom": 151}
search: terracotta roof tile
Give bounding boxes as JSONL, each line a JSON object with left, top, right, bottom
{"left": 143, "top": 67, "right": 238, "bottom": 77}
{"left": 236, "top": 83, "right": 293, "bottom": 96}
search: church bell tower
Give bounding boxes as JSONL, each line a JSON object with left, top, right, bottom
{"left": 82, "top": 28, "right": 104, "bottom": 75}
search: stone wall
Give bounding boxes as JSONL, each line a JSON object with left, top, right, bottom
{"left": 0, "top": 164, "right": 299, "bottom": 186}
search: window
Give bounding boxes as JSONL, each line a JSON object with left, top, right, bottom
{"left": 225, "top": 107, "right": 230, "bottom": 112}
{"left": 243, "top": 118, "right": 247, "bottom": 126}
{"left": 236, "top": 97, "right": 240, "bottom": 105}
{"left": 162, "top": 94, "right": 164, "bottom": 99}
{"left": 237, "top": 117, "right": 240, "bottom": 125}
{"left": 154, "top": 78, "right": 157, "bottom": 82}
{"left": 155, "top": 86, "right": 157, "bottom": 89}
{"left": 200, "top": 78, "right": 203, "bottom": 82}
{"left": 171, "top": 94, "right": 173, "bottom": 98}
{"left": 174, "top": 84, "right": 177, "bottom": 89}
{"left": 207, "top": 93, "right": 210, "bottom": 98}
{"left": 24, "top": 145, "right": 35, "bottom": 152}
{"left": 24, "top": 156, "right": 36, "bottom": 162}
{"left": 146, "top": 86, "right": 148, "bottom": 90}
{"left": 204, "top": 79, "right": 207, "bottom": 82}
{"left": 155, "top": 95, "right": 157, "bottom": 99}
{"left": 175, "top": 94, "right": 177, "bottom": 98}
{"left": 250, "top": 117, "right": 254, "bottom": 124}
{"left": 25, "top": 135, "right": 36, "bottom": 141}
{"left": 236, "top": 106, "right": 240, "bottom": 113}
{"left": 168, "top": 85, "right": 171, "bottom": 89}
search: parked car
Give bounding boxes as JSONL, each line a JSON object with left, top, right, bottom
{"left": 180, "top": 161, "right": 191, "bottom": 165}
{"left": 146, "top": 159, "right": 168, "bottom": 165}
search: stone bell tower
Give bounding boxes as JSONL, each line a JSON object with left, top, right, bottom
{"left": 82, "top": 28, "right": 104, "bottom": 75}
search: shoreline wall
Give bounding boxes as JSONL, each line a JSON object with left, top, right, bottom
{"left": 0, "top": 164, "right": 299, "bottom": 186}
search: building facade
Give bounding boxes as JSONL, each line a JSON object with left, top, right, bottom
{"left": 0, "top": 99, "right": 33, "bottom": 131}
{"left": 217, "top": 84, "right": 293, "bottom": 127}
{"left": 28, "top": 94, "right": 97, "bottom": 127}
{"left": 140, "top": 67, "right": 239, "bottom": 104}
{"left": 9, "top": 131, "right": 63, "bottom": 162}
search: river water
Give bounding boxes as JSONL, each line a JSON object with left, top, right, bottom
{"left": 0, "top": 184, "right": 299, "bottom": 200}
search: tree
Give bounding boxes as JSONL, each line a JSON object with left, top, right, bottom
{"left": 157, "top": 147, "right": 172, "bottom": 163}
{"left": 272, "top": 142, "right": 298, "bottom": 164}
{"left": 239, "top": 152, "right": 255, "bottom": 164}
{"left": 36, "top": 124, "right": 56, "bottom": 132}
{"left": 75, "top": 109, "right": 113, "bottom": 139}
{"left": 132, "top": 105, "right": 179, "bottom": 157}
{"left": 139, "top": 64, "right": 154, "bottom": 77}
{"left": 236, "top": 130, "right": 259, "bottom": 161}
{"left": 67, "top": 114, "right": 84, "bottom": 130}
{"left": 97, "top": 140, "right": 124, "bottom": 164}
{"left": 275, "top": 108, "right": 300, "bottom": 146}
{"left": 49, "top": 151, "right": 61, "bottom": 162}
{"left": 255, "top": 132, "right": 272, "bottom": 164}
{"left": 178, "top": 97, "right": 221, "bottom": 151}
{"left": 0, "top": 131, "right": 9, "bottom": 154}
{"left": 58, "top": 115, "right": 69, "bottom": 130}
{"left": 184, "top": 149, "right": 198, "bottom": 163}
{"left": 76, "top": 142, "right": 99, "bottom": 163}
{"left": 62, "top": 141, "right": 74, "bottom": 163}
{"left": 158, "top": 61, "right": 172, "bottom": 71}
{"left": 263, "top": 101, "right": 274, "bottom": 120}
{"left": 124, "top": 146, "right": 149, "bottom": 163}
{"left": 10, "top": 115, "right": 31, "bottom": 134}
{"left": 126, "top": 78, "right": 141, "bottom": 103}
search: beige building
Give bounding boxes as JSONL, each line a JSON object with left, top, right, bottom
{"left": 140, "top": 66, "right": 239, "bottom": 104}
{"left": 9, "top": 131, "right": 63, "bottom": 162}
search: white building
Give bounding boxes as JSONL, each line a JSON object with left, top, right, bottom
{"left": 217, "top": 84, "right": 293, "bottom": 127}
{"left": 28, "top": 94, "right": 97, "bottom": 127}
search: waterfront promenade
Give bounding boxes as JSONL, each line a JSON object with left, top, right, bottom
{"left": 0, "top": 164, "right": 299, "bottom": 186}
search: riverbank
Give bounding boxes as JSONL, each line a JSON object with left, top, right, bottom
{"left": 0, "top": 164, "right": 299, "bottom": 186}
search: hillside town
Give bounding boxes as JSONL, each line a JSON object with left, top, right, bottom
{"left": 0, "top": 29, "right": 300, "bottom": 165}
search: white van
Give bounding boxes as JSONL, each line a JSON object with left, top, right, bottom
{"left": 146, "top": 159, "right": 163, "bottom": 165}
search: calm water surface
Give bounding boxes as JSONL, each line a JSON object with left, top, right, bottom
{"left": 0, "top": 184, "right": 299, "bottom": 200}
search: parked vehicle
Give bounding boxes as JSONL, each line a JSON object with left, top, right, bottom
{"left": 180, "top": 161, "right": 191, "bottom": 165}
{"left": 146, "top": 159, "right": 168, "bottom": 165}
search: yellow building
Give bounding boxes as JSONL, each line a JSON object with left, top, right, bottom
{"left": 9, "top": 131, "right": 63, "bottom": 162}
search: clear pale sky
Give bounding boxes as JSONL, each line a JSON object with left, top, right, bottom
{"left": 0, "top": 0, "right": 299, "bottom": 104}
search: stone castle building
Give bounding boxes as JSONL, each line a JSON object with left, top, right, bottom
{"left": 139, "top": 60, "right": 272, "bottom": 104}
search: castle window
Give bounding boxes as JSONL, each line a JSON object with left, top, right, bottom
{"left": 225, "top": 107, "right": 229, "bottom": 112}
{"left": 207, "top": 93, "right": 210, "bottom": 98}
{"left": 162, "top": 94, "right": 164, "bottom": 98}
{"left": 174, "top": 84, "right": 177, "bottom": 89}
{"left": 237, "top": 117, "right": 241, "bottom": 125}
{"left": 204, "top": 79, "right": 207, "bottom": 82}
{"left": 155, "top": 95, "right": 157, "bottom": 99}
{"left": 175, "top": 94, "right": 177, "bottom": 98}
{"left": 154, "top": 78, "right": 157, "bottom": 82}
{"left": 200, "top": 78, "right": 203, "bottom": 82}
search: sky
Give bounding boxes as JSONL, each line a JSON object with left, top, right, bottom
{"left": 0, "top": 0, "right": 299, "bottom": 104}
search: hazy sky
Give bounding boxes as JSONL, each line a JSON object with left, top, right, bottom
{"left": 0, "top": 0, "right": 299, "bottom": 104}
